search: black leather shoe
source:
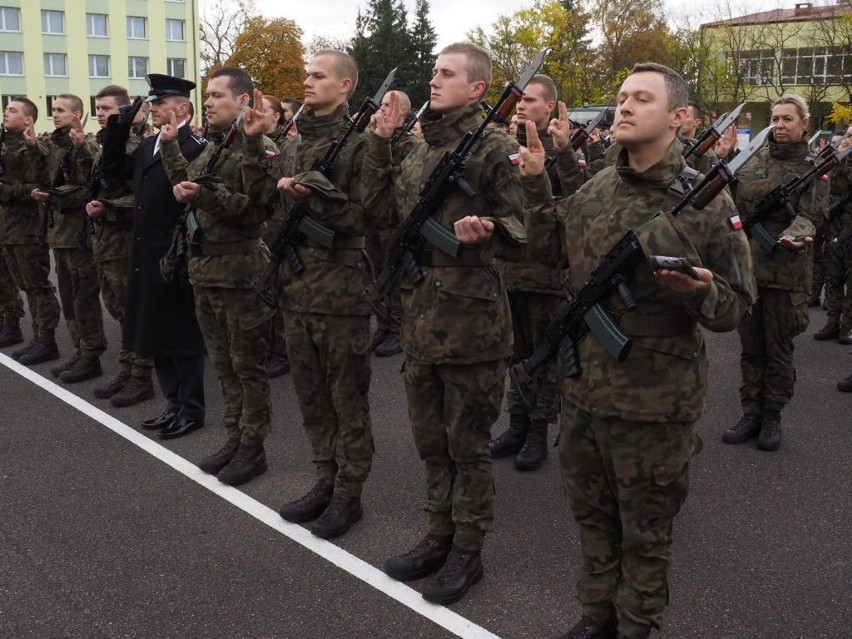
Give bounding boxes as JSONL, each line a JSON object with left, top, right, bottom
{"left": 18, "top": 338, "right": 60, "bottom": 365}
{"left": 217, "top": 442, "right": 267, "bottom": 485}
{"left": 374, "top": 333, "right": 402, "bottom": 357}
{"left": 384, "top": 534, "right": 453, "bottom": 581}
{"left": 59, "top": 356, "right": 102, "bottom": 383}
{"left": 109, "top": 376, "right": 155, "bottom": 407}
{"left": 158, "top": 417, "right": 204, "bottom": 440}
{"left": 311, "top": 495, "right": 363, "bottom": 539}
{"left": 0, "top": 322, "right": 23, "bottom": 348}
{"left": 198, "top": 439, "right": 241, "bottom": 475}
{"left": 268, "top": 352, "right": 290, "bottom": 378}
{"left": 94, "top": 371, "right": 130, "bottom": 399}
{"left": 279, "top": 481, "right": 333, "bottom": 523}
{"left": 422, "top": 546, "right": 484, "bottom": 605}
{"left": 141, "top": 409, "right": 178, "bottom": 431}
{"left": 814, "top": 323, "right": 840, "bottom": 340}
{"left": 557, "top": 616, "right": 618, "bottom": 639}
{"left": 757, "top": 416, "right": 781, "bottom": 451}
{"left": 722, "top": 414, "right": 762, "bottom": 444}
{"left": 489, "top": 414, "right": 530, "bottom": 458}
{"left": 515, "top": 419, "right": 548, "bottom": 471}
{"left": 839, "top": 328, "right": 852, "bottom": 345}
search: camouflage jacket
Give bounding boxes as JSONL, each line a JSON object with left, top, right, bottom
{"left": 276, "top": 103, "right": 372, "bottom": 316}
{"left": 362, "top": 102, "right": 526, "bottom": 365}
{"left": 827, "top": 158, "right": 852, "bottom": 239}
{"left": 0, "top": 129, "right": 48, "bottom": 245}
{"left": 589, "top": 136, "right": 718, "bottom": 178}
{"left": 364, "top": 126, "right": 420, "bottom": 233}
{"left": 43, "top": 127, "right": 100, "bottom": 249}
{"left": 263, "top": 131, "right": 300, "bottom": 242}
{"left": 735, "top": 135, "right": 829, "bottom": 292}
{"left": 524, "top": 139, "right": 756, "bottom": 422}
{"left": 161, "top": 126, "right": 278, "bottom": 289}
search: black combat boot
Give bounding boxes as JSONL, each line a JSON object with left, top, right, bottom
{"left": 839, "top": 328, "right": 852, "bottom": 345}
{"left": 198, "top": 438, "right": 241, "bottom": 475}
{"left": 59, "top": 356, "right": 102, "bottom": 383}
{"left": 0, "top": 321, "right": 23, "bottom": 348}
{"left": 489, "top": 414, "right": 530, "bottom": 458}
{"left": 722, "top": 414, "right": 762, "bottom": 444}
{"left": 808, "top": 294, "right": 821, "bottom": 307}
{"left": 267, "top": 352, "right": 290, "bottom": 378}
{"left": 280, "top": 481, "right": 333, "bottom": 522}
{"left": 515, "top": 419, "right": 548, "bottom": 471}
{"left": 51, "top": 355, "right": 79, "bottom": 378}
{"left": 93, "top": 370, "right": 130, "bottom": 399}
{"left": 421, "top": 546, "right": 484, "bottom": 605}
{"left": 757, "top": 415, "right": 781, "bottom": 451}
{"left": 814, "top": 322, "right": 840, "bottom": 340}
{"left": 374, "top": 333, "right": 402, "bottom": 357}
{"left": 384, "top": 534, "right": 453, "bottom": 581}
{"left": 217, "top": 442, "right": 268, "bottom": 486}
{"left": 18, "top": 338, "right": 60, "bottom": 365}
{"left": 11, "top": 338, "right": 37, "bottom": 361}
{"left": 837, "top": 372, "right": 852, "bottom": 392}
{"left": 109, "top": 376, "right": 155, "bottom": 407}
{"left": 311, "top": 495, "right": 363, "bottom": 539}
{"left": 557, "top": 616, "right": 618, "bottom": 639}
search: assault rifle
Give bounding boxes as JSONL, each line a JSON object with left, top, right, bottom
{"left": 281, "top": 104, "right": 304, "bottom": 138}
{"left": 253, "top": 68, "right": 397, "bottom": 308}
{"left": 509, "top": 124, "right": 773, "bottom": 409}
{"left": 364, "top": 50, "right": 548, "bottom": 321}
{"left": 544, "top": 109, "right": 606, "bottom": 172}
{"left": 827, "top": 191, "right": 852, "bottom": 255}
{"left": 683, "top": 102, "right": 744, "bottom": 160}
{"left": 729, "top": 143, "right": 852, "bottom": 254}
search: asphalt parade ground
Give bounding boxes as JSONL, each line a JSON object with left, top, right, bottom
{"left": 1, "top": 300, "right": 850, "bottom": 639}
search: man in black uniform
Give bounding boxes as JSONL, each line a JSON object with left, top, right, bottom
{"left": 99, "top": 74, "right": 207, "bottom": 437}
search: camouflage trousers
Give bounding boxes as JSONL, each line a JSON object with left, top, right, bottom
{"left": 404, "top": 357, "right": 506, "bottom": 551}
{"left": 3, "top": 244, "right": 60, "bottom": 339}
{"left": 559, "top": 402, "right": 695, "bottom": 638}
{"left": 194, "top": 285, "right": 272, "bottom": 445}
{"left": 53, "top": 247, "right": 106, "bottom": 358}
{"left": 505, "top": 290, "right": 562, "bottom": 422}
{"left": 285, "top": 312, "right": 374, "bottom": 497}
{"left": 268, "top": 305, "right": 286, "bottom": 356}
{"left": 98, "top": 258, "right": 152, "bottom": 379}
{"left": 738, "top": 286, "right": 809, "bottom": 416}
{"left": 822, "top": 243, "right": 852, "bottom": 329}
{"left": 0, "top": 248, "right": 24, "bottom": 324}
{"left": 811, "top": 233, "right": 826, "bottom": 299}
{"left": 365, "top": 228, "right": 402, "bottom": 336}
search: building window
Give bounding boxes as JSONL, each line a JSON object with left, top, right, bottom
{"left": 779, "top": 46, "right": 848, "bottom": 85}
{"left": 127, "top": 16, "right": 147, "bottom": 39}
{"left": 44, "top": 53, "right": 67, "bottom": 77}
{"left": 41, "top": 9, "right": 64, "bottom": 35}
{"left": 738, "top": 49, "right": 774, "bottom": 86}
{"left": 88, "top": 54, "right": 110, "bottom": 78}
{"left": 129, "top": 56, "right": 148, "bottom": 79}
{"left": 46, "top": 95, "right": 58, "bottom": 116}
{"left": 86, "top": 13, "right": 108, "bottom": 37}
{"left": 166, "top": 19, "right": 185, "bottom": 41}
{"left": 167, "top": 58, "right": 186, "bottom": 79}
{"left": 0, "top": 51, "right": 23, "bottom": 75}
{"left": 0, "top": 7, "right": 21, "bottom": 32}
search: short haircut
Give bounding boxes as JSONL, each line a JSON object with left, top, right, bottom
{"left": 281, "top": 97, "right": 302, "bottom": 118}
{"left": 439, "top": 42, "right": 492, "bottom": 96}
{"left": 388, "top": 90, "right": 411, "bottom": 111}
{"left": 527, "top": 74, "right": 557, "bottom": 104}
{"left": 628, "top": 62, "right": 688, "bottom": 111}
{"left": 55, "top": 93, "right": 84, "bottom": 115}
{"left": 313, "top": 50, "right": 359, "bottom": 99}
{"left": 687, "top": 101, "right": 702, "bottom": 119}
{"left": 209, "top": 66, "right": 254, "bottom": 97}
{"left": 10, "top": 96, "right": 38, "bottom": 122}
{"left": 95, "top": 85, "right": 130, "bottom": 106}
{"left": 263, "top": 94, "right": 285, "bottom": 126}
{"left": 773, "top": 93, "right": 809, "bottom": 120}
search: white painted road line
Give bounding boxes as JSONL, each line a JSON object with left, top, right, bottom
{"left": 1, "top": 352, "right": 501, "bottom": 639}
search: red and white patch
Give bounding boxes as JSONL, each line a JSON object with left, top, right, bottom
{"left": 819, "top": 174, "right": 829, "bottom": 182}
{"left": 508, "top": 152, "right": 520, "bottom": 165}
{"left": 729, "top": 215, "right": 743, "bottom": 230}
{"left": 265, "top": 150, "right": 278, "bottom": 159}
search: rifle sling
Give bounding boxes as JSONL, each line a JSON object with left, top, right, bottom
{"left": 419, "top": 248, "right": 486, "bottom": 267}
{"left": 615, "top": 311, "right": 696, "bottom": 336}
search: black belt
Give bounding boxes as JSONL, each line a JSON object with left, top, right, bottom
{"left": 419, "top": 248, "right": 487, "bottom": 267}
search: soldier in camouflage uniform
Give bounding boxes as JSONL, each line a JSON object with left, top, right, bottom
{"left": 0, "top": 97, "right": 60, "bottom": 354}
{"left": 161, "top": 67, "right": 278, "bottom": 486}
{"left": 363, "top": 43, "right": 526, "bottom": 605}
{"left": 275, "top": 51, "right": 374, "bottom": 540}
{"left": 31, "top": 95, "right": 106, "bottom": 380}
{"left": 520, "top": 63, "right": 755, "bottom": 639}
{"left": 366, "top": 89, "right": 419, "bottom": 358}
{"left": 723, "top": 94, "right": 830, "bottom": 452}
{"left": 78, "top": 85, "right": 155, "bottom": 407}
{"left": 815, "top": 131, "right": 852, "bottom": 346}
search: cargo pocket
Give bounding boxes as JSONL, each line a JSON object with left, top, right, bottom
{"left": 788, "top": 291, "right": 810, "bottom": 336}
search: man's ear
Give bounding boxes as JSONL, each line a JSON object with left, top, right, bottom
{"left": 670, "top": 105, "right": 688, "bottom": 130}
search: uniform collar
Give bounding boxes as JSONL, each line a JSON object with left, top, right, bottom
{"left": 298, "top": 103, "right": 350, "bottom": 138}
{"left": 615, "top": 137, "right": 686, "bottom": 187}
{"left": 768, "top": 133, "right": 808, "bottom": 161}
{"left": 421, "top": 103, "right": 484, "bottom": 147}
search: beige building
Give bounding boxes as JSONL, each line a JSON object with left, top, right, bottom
{"left": 0, "top": 0, "right": 201, "bottom": 132}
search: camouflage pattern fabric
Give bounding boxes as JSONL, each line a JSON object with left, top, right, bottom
{"left": 2, "top": 244, "right": 60, "bottom": 339}
{"left": 285, "top": 311, "right": 373, "bottom": 496}
{"left": 811, "top": 233, "right": 826, "bottom": 299}
{"left": 53, "top": 247, "right": 106, "bottom": 358}
{"left": 98, "top": 258, "right": 152, "bottom": 378}
{"left": 822, "top": 158, "right": 852, "bottom": 327}
{"left": 404, "top": 357, "right": 505, "bottom": 551}
{"left": 0, "top": 253, "right": 23, "bottom": 324}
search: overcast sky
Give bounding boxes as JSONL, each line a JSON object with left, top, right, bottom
{"left": 253, "top": 0, "right": 785, "bottom": 49}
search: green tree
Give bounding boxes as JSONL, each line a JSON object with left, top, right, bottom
{"left": 404, "top": 0, "right": 439, "bottom": 106}
{"left": 347, "top": 0, "right": 409, "bottom": 107}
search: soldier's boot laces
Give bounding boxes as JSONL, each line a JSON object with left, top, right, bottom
{"left": 198, "top": 438, "right": 241, "bottom": 475}
{"left": 267, "top": 352, "right": 290, "bottom": 378}
{"left": 489, "top": 414, "right": 530, "bottom": 458}
{"left": 515, "top": 419, "right": 548, "bottom": 471}
{"left": 217, "top": 442, "right": 267, "bottom": 486}
{"left": 60, "top": 356, "right": 102, "bottom": 384}
{"left": 374, "top": 333, "right": 402, "bottom": 358}
{"left": 0, "top": 321, "right": 23, "bottom": 348}
{"left": 18, "top": 338, "right": 60, "bottom": 366}
{"left": 722, "top": 414, "right": 762, "bottom": 445}
{"left": 279, "top": 481, "right": 333, "bottom": 523}
{"left": 51, "top": 355, "right": 80, "bottom": 378}
{"left": 757, "top": 416, "right": 782, "bottom": 452}
{"left": 422, "top": 546, "right": 483, "bottom": 606}
{"left": 557, "top": 615, "right": 618, "bottom": 639}
{"left": 94, "top": 371, "right": 130, "bottom": 399}
{"left": 110, "top": 376, "right": 155, "bottom": 407}
{"left": 813, "top": 322, "right": 840, "bottom": 340}
{"left": 384, "top": 534, "right": 453, "bottom": 581}
{"left": 311, "top": 494, "right": 363, "bottom": 539}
